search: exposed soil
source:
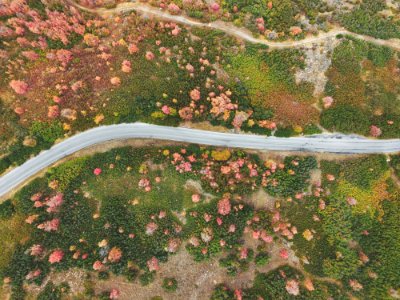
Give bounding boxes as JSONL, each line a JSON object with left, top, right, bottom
{"left": 23, "top": 232, "right": 299, "bottom": 300}
{"left": 247, "top": 188, "right": 277, "bottom": 210}
{"left": 184, "top": 179, "right": 215, "bottom": 201}
{"left": 181, "top": 121, "right": 232, "bottom": 133}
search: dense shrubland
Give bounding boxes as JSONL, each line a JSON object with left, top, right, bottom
{"left": 0, "top": 144, "right": 398, "bottom": 299}
{"left": 1, "top": 0, "right": 399, "bottom": 177}
{"left": 321, "top": 36, "right": 400, "bottom": 138}
{"left": 339, "top": 0, "right": 400, "bottom": 40}
{"left": 0, "top": 2, "right": 400, "bottom": 298}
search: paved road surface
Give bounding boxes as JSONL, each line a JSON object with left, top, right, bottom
{"left": 0, "top": 122, "right": 399, "bottom": 198}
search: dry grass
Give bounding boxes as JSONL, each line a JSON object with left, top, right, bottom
{"left": 263, "top": 90, "right": 319, "bottom": 126}
{"left": 0, "top": 214, "right": 31, "bottom": 272}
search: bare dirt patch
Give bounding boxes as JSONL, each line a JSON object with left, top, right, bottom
{"left": 246, "top": 188, "right": 277, "bottom": 210}
{"left": 181, "top": 121, "right": 232, "bottom": 133}
{"left": 25, "top": 268, "right": 87, "bottom": 298}
{"left": 94, "top": 249, "right": 228, "bottom": 300}
{"left": 184, "top": 179, "right": 215, "bottom": 201}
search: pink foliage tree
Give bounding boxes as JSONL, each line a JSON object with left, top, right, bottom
{"left": 370, "top": 125, "right": 382, "bottom": 137}
{"left": 217, "top": 197, "right": 231, "bottom": 216}
{"left": 9, "top": 80, "right": 28, "bottom": 94}
{"left": 56, "top": 49, "right": 73, "bottom": 67}
{"left": 147, "top": 256, "right": 159, "bottom": 272}
{"left": 48, "top": 249, "right": 64, "bottom": 264}
{"left": 108, "top": 247, "right": 122, "bottom": 263}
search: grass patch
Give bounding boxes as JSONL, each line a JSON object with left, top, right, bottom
{"left": 0, "top": 213, "right": 31, "bottom": 276}
{"left": 336, "top": 171, "right": 390, "bottom": 218}
{"left": 84, "top": 165, "right": 193, "bottom": 211}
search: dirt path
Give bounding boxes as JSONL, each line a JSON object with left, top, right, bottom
{"left": 69, "top": 1, "right": 400, "bottom": 51}
{"left": 390, "top": 167, "right": 400, "bottom": 187}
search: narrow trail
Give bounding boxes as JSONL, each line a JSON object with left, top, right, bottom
{"left": 70, "top": 1, "right": 400, "bottom": 51}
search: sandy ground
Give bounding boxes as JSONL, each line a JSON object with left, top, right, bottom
{"left": 24, "top": 232, "right": 299, "bottom": 300}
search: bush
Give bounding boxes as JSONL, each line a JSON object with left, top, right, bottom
{"left": 320, "top": 105, "right": 370, "bottom": 135}
{"left": 359, "top": 200, "right": 400, "bottom": 298}
{"left": 37, "top": 281, "right": 69, "bottom": 300}
{"left": 367, "top": 45, "right": 393, "bottom": 67}
{"left": 244, "top": 266, "right": 304, "bottom": 299}
{"left": 274, "top": 126, "right": 295, "bottom": 137}
{"left": 162, "top": 277, "right": 178, "bottom": 292}
{"left": 341, "top": 155, "right": 388, "bottom": 189}
{"left": 320, "top": 197, "right": 360, "bottom": 279}
{"left": 331, "top": 40, "right": 363, "bottom": 74}
{"left": 139, "top": 271, "right": 155, "bottom": 286}
{"left": 303, "top": 124, "right": 322, "bottom": 135}
{"left": 266, "top": 156, "right": 317, "bottom": 197}
{"left": 29, "top": 121, "right": 64, "bottom": 144}
{"left": 255, "top": 252, "right": 270, "bottom": 266}
{"left": 340, "top": 9, "right": 400, "bottom": 40}
{"left": 98, "top": 271, "right": 110, "bottom": 280}
{"left": 47, "top": 158, "right": 87, "bottom": 191}
{"left": 390, "top": 155, "right": 400, "bottom": 177}
{"left": 0, "top": 200, "right": 14, "bottom": 219}
{"left": 125, "top": 268, "right": 139, "bottom": 282}
{"left": 210, "top": 284, "right": 234, "bottom": 300}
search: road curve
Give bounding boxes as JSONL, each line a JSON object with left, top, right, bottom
{"left": 0, "top": 122, "right": 400, "bottom": 198}
{"left": 70, "top": 1, "right": 400, "bottom": 51}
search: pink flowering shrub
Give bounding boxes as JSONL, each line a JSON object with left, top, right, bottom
{"left": 162, "top": 105, "right": 171, "bottom": 115}
{"left": 217, "top": 197, "right": 231, "bottom": 216}
{"left": 47, "top": 105, "right": 60, "bottom": 119}
{"left": 147, "top": 256, "right": 159, "bottom": 272}
{"left": 110, "top": 77, "right": 121, "bottom": 86}
{"left": 21, "top": 50, "right": 39, "bottom": 61}
{"left": 168, "top": 3, "right": 181, "bottom": 15}
{"left": 93, "top": 260, "right": 104, "bottom": 271}
{"left": 93, "top": 168, "right": 102, "bottom": 176}
{"left": 128, "top": 43, "right": 139, "bottom": 54}
{"left": 146, "top": 222, "right": 159, "bottom": 235}
{"left": 178, "top": 107, "right": 193, "bottom": 121}
{"left": 37, "top": 218, "right": 60, "bottom": 232}
{"left": 370, "top": 125, "right": 382, "bottom": 137}
{"left": 109, "top": 288, "right": 120, "bottom": 299}
{"left": 30, "top": 244, "right": 43, "bottom": 256}
{"left": 56, "top": 49, "right": 73, "bottom": 67}
{"left": 45, "top": 193, "right": 63, "bottom": 213}
{"left": 9, "top": 80, "right": 28, "bottom": 94}
{"left": 48, "top": 249, "right": 64, "bottom": 264}
{"left": 285, "top": 279, "right": 300, "bottom": 295}
{"left": 121, "top": 60, "right": 132, "bottom": 73}
{"left": 145, "top": 51, "right": 155, "bottom": 61}
{"left": 190, "top": 88, "right": 201, "bottom": 101}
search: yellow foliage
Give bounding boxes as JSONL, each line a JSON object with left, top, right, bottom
{"left": 94, "top": 113, "right": 105, "bottom": 125}
{"left": 169, "top": 107, "right": 177, "bottom": 116}
{"left": 151, "top": 111, "right": 166, "bottom": 119}
{"left": 63, "top": 123, "right": 71, "bottom": 131}
{"left": 293, "top": 125, "right": 303, "bottom": 133}
{"left": 337, "top": 171, "right": 390, "bottom": 219}
{"left": 211, "top": 149, "right": 231, "bottom": 161}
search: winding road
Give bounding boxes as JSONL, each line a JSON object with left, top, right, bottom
{"left": 1, "top": 3, "right": 399, "bottom": 198}
{"left": 0, "top": 122, "right": 399, "bottom": 198}
{"left": 70, "top": 1, "right": 400, "bottom": 51}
